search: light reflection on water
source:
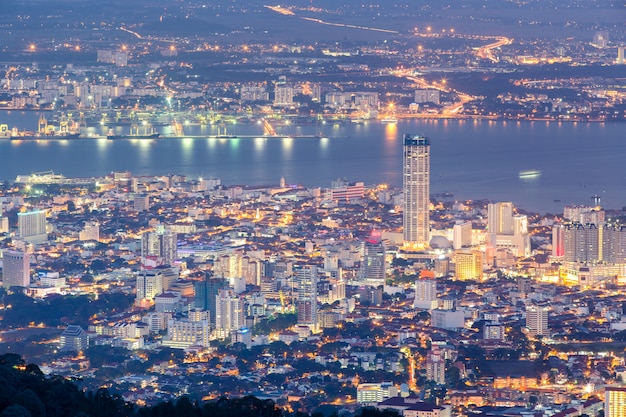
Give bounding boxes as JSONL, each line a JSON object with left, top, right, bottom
{"left": 0, "top": 113, "right": 624, "bottom": 213}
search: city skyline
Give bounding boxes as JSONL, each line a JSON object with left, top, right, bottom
{"left": 0, "top": 0, "right": 624, "bottom": 416}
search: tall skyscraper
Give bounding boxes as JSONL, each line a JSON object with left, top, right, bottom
{"left": 194, "top": 276, "right": 228, "bottom": 327}
{"left": 361, "top": 230, "right": 386, "bottom": 285}
{"left": 403, "top": 134, "right": 430, "bottom": 248}
{"left": 488, "top": 202, "right": 514, "bottom": 235}
{"left": 552, "top": 224, "right": 565, "bottom": 258}
{"left": 18, "top": 210, "right": 47, "bottom": 244}
{"left": 564, "top": 223, "right": 599, "bottom": 263}
{"left": 296, "top": 265, "right": 318, "bottom": 328}
{"left": 488, "top": 202, "right": 530, "bottom": 257}
{"left": 2, "top": 250, "right": 30, "bottom": 288}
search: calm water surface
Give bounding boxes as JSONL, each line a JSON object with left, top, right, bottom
{"left": 0, "top": 110, "right": 624, "bottom": 214}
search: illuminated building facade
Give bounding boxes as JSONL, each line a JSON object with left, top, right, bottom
{"left": 296, "top": 265, "right": 318, "bottom": 328}
{"left": 18, "top": 210, "right": 47, "bottom": 244}
{"left": 606, "top": 387, "right": 626, "bottom": 417}
{"left": 361, "top": 230, "right": 386, "bottom": 285}
{"left": 526, "top": 304, "right": 549, "bottom": 337}
{"left": 403, "top": 134, "right": 430, "bottom": 247}
{"left": 454, "top": 250, "right": 483, "bottom": 281}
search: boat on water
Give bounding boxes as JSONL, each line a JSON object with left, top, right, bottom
{"left": 11, "top": 132, "right": 82, "bottom": 140}
{"left": 106, "top": 132, "right": 161, "bottom": 140}
{"left": 381, "top": 117, "right": 398, "bottom": 124}
{"left": 2, "top": 116, "right": 83, "bottom": 140}
{"left": 519, "top": 169, "right": 541, "bottom": 179}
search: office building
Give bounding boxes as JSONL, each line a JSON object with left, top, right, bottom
{"left": 18, "top": 210, "right": 47, "bottom": 244}
{"left": 60, "top": 325, "right": 89, "bottom": 352}
{"left": 164, "top": 314, "right": 211, "bottom": 348}
{"left": 618, "top": 46, "right": 625, "bottom": 64}
{"left": 357, "top": 382, "right": 398, "bottom": 405}
{"left": 194, "top": 276, "right": 228, "bottom": 327}
{"left": 2, "top": 250, "right": 30, "bottom": 288}
{"left": 361, "top": 230, "right": 386, "bottom": 285}
{"left": 403, "top": 134, "right": 430, "bottom": 248}
{"left": 324, "top": 180, "right": 365, "bottom": 202}
{"left": 605, "top": 387, "right": 626, "bottom": 417}
{"left": 526, "top": 305, "right": 549, "bottom": 337}
{"left": 454, "top": 250, "right": 483, "bottom": 281}
{"left": 296, "top": 265, "right": 318, "bottom": 328}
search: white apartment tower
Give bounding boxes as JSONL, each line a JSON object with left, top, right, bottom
{"left": 18, "top": 210, "right": 47, "bottom": 243}
{"left": 403, "top": 134, "right": 430, "bottom": 248}
{"left": 2, "top": 250, "right": 30, "bottom": 288}
{"left": 214, "top": 289, "right": 246, "bottom": 333}
{"left": 414, "top": 279, "right": 438, "bottom": 309}
{"left": 296, "top": 265, "right": 318, "bottom": 328}
{"left": 526, "top": 305, "right": 549, "bottom": 337}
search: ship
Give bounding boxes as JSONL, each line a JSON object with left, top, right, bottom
{"left": 518, "top": 169, "right": 541, "bottom": 179}
{"left": 11, "top": 132, "right": 82, "bottom": 140}
{"left": 106, "top": 132, "right": 161, "bottom": 140}
{"left": 381, "top": 117, "right": 398, "bottom": 124}
{"left": 2, "top": 115, "right": 83, "bottom": 140}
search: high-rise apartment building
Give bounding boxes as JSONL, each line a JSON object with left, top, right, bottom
{"left": 605, "top": 387, "right": 626, "bottom": 417}
{"left": 452, "top": 221, "right": 472, "bottom": 249}
{"left": 18, "top": 210, "right": 47, "bottom": 244}
{"left": 214, "top": 288, "right": 246, "bottom": 334}
{"left": 133, "top": 194, "right": 150, "bottom": 212}
{"left": 361, "top": 230, "right": 386, "bottom": 285}
{"left": 564, "top": 223, "right": 599, "bottom": 263}
{"left": 426, "top": 349, "right": 446, "bottom": 384}
{"left": 603, "top": 225, "right": 626, "bottom": 264}
{"left": 488, "top": 202, "right": 514, "bottom": 235}
{"left": 414, "top": 279, "right": 438, "bottom": 309}
{"left": 136, "top": 270, "right": 164, "bottom": 306}
{"left": 403, "top": 134, "right": 430, "bottom": 247}
{"left": 552, "top": 224, "right": 565, "bottom": 258}
{"left": 141, "top": 225, "right": 177, "bottom": 266}
{"left": 2, "top": 250, "right": 30, "bottom": 288}
{"left": 526, "top": 305, "right": 549, "bottom": 337}
{"left": 488, "top": 202, "right": 530, "bottom": 257}
{"left": 296, "top": 265, "right": 318, "bottom": 328}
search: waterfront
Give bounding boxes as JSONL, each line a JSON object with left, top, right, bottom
{"left": 0, "top": 110, "right": 624, "bottom": 213}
